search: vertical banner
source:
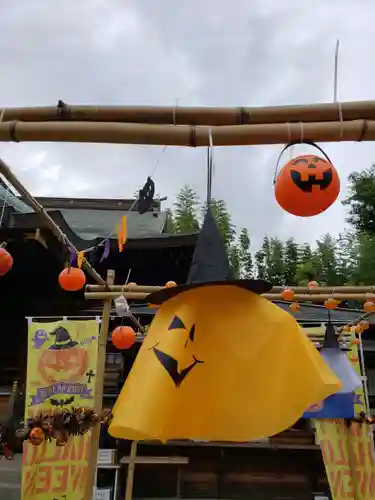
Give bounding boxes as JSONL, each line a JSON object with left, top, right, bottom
{"left": 22, "top": 319, "right": 100, "bottom": 500}
{"left": 314, "top": 327, "right": 375, "bottom": 500}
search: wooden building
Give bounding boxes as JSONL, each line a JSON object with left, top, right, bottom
{"left": 1, "top": 188, "right": 375, "bottom": 499}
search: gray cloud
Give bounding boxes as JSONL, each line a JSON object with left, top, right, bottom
{"left": 1, "top": 0, "right": 375, "bottom": 250}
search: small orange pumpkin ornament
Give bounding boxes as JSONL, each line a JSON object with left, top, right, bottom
{"left": 274, "top": 149, "right": 340, "bottom": 217}
{"left": 351, "top": 338, "right": 360, "bottom": 346}
{"left": 363, "top": 300, "right": 375, "bottom": 313}
{"left": 350, "top": 356, "right": 359, "bottom": 363}
{"left": 0, "top": 247, "right": 13, "bottom": 276}
{"left": 354, "top": 324, "right": 363, "bottom": 334}
{"left": 308, "top": 280, "right": 319, "bottom": 289}
{"left": 289, "top": 302, "right": 300, "bottom": 312}
{"left": 58, "top": 267, "right": 86, "bottom": 291}
{"left": 29, "top": 427, "right": 45, "bottom": 446}
{"left": 324, "top": 298, "right": 339, "bottom": 310}
{"left": 282, "top": 288, "right": 295, "bottom": 301}
{"left": 165, "top": 281, "right": 177, "bottom": 288}
{"left": 112, "top": 326, "right": 136, "bottom": 349}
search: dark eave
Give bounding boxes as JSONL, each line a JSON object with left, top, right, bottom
{"left": 8, "top": 211, "right": 198, "bottom": 250}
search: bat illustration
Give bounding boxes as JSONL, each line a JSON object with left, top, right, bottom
{"left": 290, "top": 168, "right": 333, "bottom": 192}
{"left": 50, "top": 396, "right": 75, "bottom": 407}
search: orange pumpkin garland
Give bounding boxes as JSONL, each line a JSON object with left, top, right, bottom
{"left": 275, "top": 152, "right": 340, "bottom": 217}
{"left": 58, "top": 267, "right": 86, "bottom": 291}
{"left": 0, "top": 247, "right": 13, "bottom": 276}
{"left": 282, "top": 288, "right": 295, "bottom": 301}
{"left": 112, "top": 326, "right": 136, "bottom": 350}
{"left": 29, "top": 427, "right": 45, "bottom": 446}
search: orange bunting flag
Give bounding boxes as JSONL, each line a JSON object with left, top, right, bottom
{"left": 116, "top": 224, "right": 123, "bottom": 252}
{"left": 77, "top": 251, "right": 85, "bottom": 268}
{"left": 121, "top": 215, "right": 127, "bottom": 245}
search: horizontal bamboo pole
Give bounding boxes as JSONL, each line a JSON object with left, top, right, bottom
{"left": 85, "top": 291, "right": 375, "bottom": 302}
{"left": 0, "top": 119, "right": 374, "bottom": 146}
{"left": 4, "top": 100, "right": 375, "bottom": 126}
{"left": 0, "top": 157, "right": 107, "bottom": 287}
{"left": 86, "top": 285, "right": 375, "bottom": 294}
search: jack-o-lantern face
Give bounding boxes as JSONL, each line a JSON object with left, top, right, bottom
{"left": 151, "top": 315, "right": 203, "bottom": 387}
{"left": 109, "top": 285, "right": 342, "bottom": 443}
{"left": 38, "top": 346, "right": 88, "bottom": 384}
{"left": 275, "top": 154, "right": 340, "bottom": 217}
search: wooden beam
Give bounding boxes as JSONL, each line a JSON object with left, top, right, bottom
{"left": 0, "top": 119, "right": 374, "bottom": 147}
{"left": 3, "top": 100, "right": 375, "bottom": 126}
{"left": 0, "top": 156, "right": 107, "bottom": 287}
{"left": 84, "top": 269, "right": 115, "bottom": 500}
{"left": 85, "top": 291, "right": 375, "bottom": 303}
{"left": 86, "top": 284, "right": 375, "bottom": 295}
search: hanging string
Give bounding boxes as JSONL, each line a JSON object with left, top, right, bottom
{"left": 333, "top": 39, "right": 344, "bottom": 140}
{"left": 207, "top": 128, "right": 213, "bottom": 207}
{"left": 0, "top": 180, "right": 9, "bottom": 228}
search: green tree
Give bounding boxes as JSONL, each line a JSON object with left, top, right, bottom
{"left": 238, "top": 228, "right": 253, "bottom": 278}
{"left": 201, "top": 199, "right": 236, "bottom": 247}
{"left": 335, "top": 231, "right": 359, "bottom": 285}
{"left": 254, "top": 236, "right": 271, "bottom": 280}
{"left": 172, "top": 185, "right": 200, "bottom": 233}
{"left": 267, "top": 237, "right": 285, "bottom": 285}
{"left": 343, "top": 165, "right": 375, "bottom": 234}
{"left": 228, "top": 245, "right": 241, "bottom": 278}
{"left": 283, "top": 238, "right": 299, "bottom": 285}
{"left": 351, "top": 232, "right": 375, "bottom": 285}
{"left": 315, "top": 234, "right": 339, "bottom": 285}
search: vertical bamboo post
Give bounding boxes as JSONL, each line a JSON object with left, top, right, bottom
{"left": 125, "top": 440, "right": 138, "bottom": 500}
{"left": 83, "top": 269, "right": 115, "bottom": 500}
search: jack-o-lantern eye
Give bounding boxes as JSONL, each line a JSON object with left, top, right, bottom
{"left": 292, "top": 158, "right": 308, "bottom": 165}
{"left": 189, "top": 325, "right": 195, "bottom": 342}
{"left": 168, "top": 316, "right": 185, "bottom": 331}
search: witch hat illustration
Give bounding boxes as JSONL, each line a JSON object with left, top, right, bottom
{"left": 320, "top": 321, "right": 361, "bottom": 394}
{"left": 147, "top": 208, "right": 272, "bottom": 305}
{"left": 49, "top": 327, "right": 78, "bottom": 350}
{"left": 109, "top": 149, "right": 342, "bottom": 443}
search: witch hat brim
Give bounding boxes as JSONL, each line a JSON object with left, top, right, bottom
{"left": 49, "top": 340, "right": 78, "bottom": 350}
{"left": 148, "top": 209, "right": 272, "bottom": 305}
{"left": 49, "top": 327, "right": 79, "bottom": 350}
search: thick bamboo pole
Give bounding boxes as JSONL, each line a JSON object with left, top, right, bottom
{"left": 125, "top": 440, "right": 138, "bottom": 500}
{"left": 84, "top": 291, "right": 375, "bottom": 302}
{"left": 0, "top": 157, "right": 107, "bottom": 287}
{"left": 0, "top": 119, "right": 374, "bottom": 146}
{"left": 84, "top": 269, "right": 114, "bottom": 500}
{"left": 86, "top": 284, "right": 375, "bottom": 295}
{"left": 4, "top": 100, "right": 375, "bottom": 126}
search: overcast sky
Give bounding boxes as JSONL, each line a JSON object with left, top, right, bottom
{"left": 1, "top": 0, "right": 375, "bottom": 249}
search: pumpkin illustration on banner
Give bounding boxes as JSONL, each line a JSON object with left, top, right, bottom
{"left": 38, "top": 327, "right": 88, "bottom": 384}
{"left": 274, "top": 142, "right": 340, "bottom": 217}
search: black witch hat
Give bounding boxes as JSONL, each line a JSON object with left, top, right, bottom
{"left": 49, "top": 327, "right": 78, "bottom": 350}
{"left": 147, "top": 209, "right": 272, "bottom": 305}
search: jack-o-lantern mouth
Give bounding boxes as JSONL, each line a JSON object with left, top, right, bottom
{"left": 151, "top": 344, "right": 204, "bottom": 388}
{"left": 290, "top": 168, "right": 332, "bottom": 192}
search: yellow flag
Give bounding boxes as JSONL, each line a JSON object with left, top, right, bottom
{"left": 121, "top": 215, "right": 127, "bottom": 245}
{"left": 109, "top": 286, "right": 342, "bottom": 442}
{"left": 116, "top": 224, "right": 123, "bottom": 252}
{"left": 77, "top": 251, "right": 85, "bottom": 268}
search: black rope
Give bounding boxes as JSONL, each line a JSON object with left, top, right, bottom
{"left": 273, "top": 140, "right": 333, "bottom": 185}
